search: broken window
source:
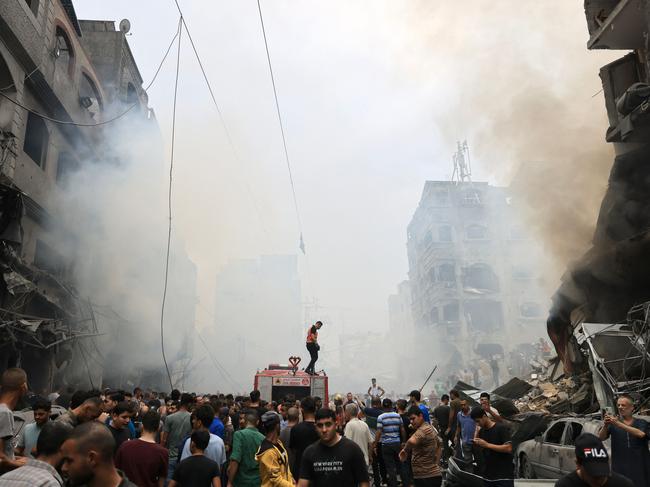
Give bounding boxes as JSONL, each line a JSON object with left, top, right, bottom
{"left": 443, "top": 302, "right": 459, "bottom": 322}
{"left": 24, "top": 0, "right": 38, "bottom": 16}
{"left": 462, "top": 263, "right": 499, "bottom": 292}
{"left": 466, "top": 224, "right": 488, "bottom": 239}
{"left": 34, "top": 240, "right": 66, "bottom": 276}
{"left": 79, "top": 74, "right": 103, "bottom": 117}
{"left": 465, "top": 300, "right": 504, "bottom": 332}
{"left": 0, "top": 54, "right": 16, "bottom": 129}
{"left": 544, "top": 421, "right": 566, "bottom": 444}
{"left": 564, "top": 423, "right": 583, "bottom": 446}
{"left": 427, "top": 267, "right": 436, "bottom": 283}
{"left": 126, "top": 82, "right": 140, "bottom": 110}
{"left": 54, "top": 27, "right": 74, "bottom": 76}
{"left": 429, "top": 307, "right": 439, "bottom": 325}
{"left": 422, "top": 230, "right": 433, "bottom": 247}
{"left": 439, "top": 225, "right": 453, "bottom": 242}
{"left": 438, "top": 263, "right": 455, "bottom": 285}
{"left": 520, "top": 302, "right": 543, "bottom": 318}
{"left": 56, "top": 151, "right": 79, "bottom": 183}
{"left": 23, "top": 112, "right": 48, "bottom": 168}
{"left": 461, "top": 188, "right": 481, "bottom": 206}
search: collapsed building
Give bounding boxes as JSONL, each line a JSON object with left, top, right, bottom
{"left": 545, "top": 0, "right": 650, "bottom": 409}
{"left": 0, "top": 0, "right": 197, "bottom": 393}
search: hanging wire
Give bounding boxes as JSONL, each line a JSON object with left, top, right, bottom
{"left": 0, "top": 65, "right": 41, "bottom": 92}
{"left": 195, "top": 327, "right": 239, "bottom": 391}
{"left": 169, "top": 0, "right": 272, "bottom": 240}
{"left": 255, "top": 0, "right": 305, "bottom": 251}
{"left": 0, "top": 22, "right": 181, "bottom": 127}
{"left": 160, "top": 16, "right": 184, "bottom": 391}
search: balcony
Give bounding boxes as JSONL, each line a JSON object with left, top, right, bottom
{"left": 588, "top": 0, "right": 645, "bottom": 50}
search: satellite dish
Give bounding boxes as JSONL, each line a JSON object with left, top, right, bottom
{"left": 119, "top": 19, "right": 131, "bottom": 34}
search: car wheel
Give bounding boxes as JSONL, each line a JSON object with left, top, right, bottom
{"left": 519, "top": 453, "right": 536, "bottom": 479}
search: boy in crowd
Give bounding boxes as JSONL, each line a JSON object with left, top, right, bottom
{"left": 108, "top": 401, "right": 133, "bottom": 453}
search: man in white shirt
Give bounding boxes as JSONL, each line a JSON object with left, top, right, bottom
{"left": 179, "top": 404, "right": 226, "bottom": 469}
{"left": 367, "top": 378, "right": 385, "bottom": 400}
{"left": 343, "top": 403, "right": 374, "bottom": 466}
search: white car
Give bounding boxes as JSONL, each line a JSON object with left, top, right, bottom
{"left": 516, "top": 417, "right": 607, "bottom": 479}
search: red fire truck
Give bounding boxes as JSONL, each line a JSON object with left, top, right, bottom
{"left": 254, "top": 357, "right": 328, "bottom": 403}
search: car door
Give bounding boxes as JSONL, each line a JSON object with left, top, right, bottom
{"left": 535, "top": 420, "right": 567, "bottom": 478}
{"left": 558, "top": 421, "right": 583, "bottom": 475}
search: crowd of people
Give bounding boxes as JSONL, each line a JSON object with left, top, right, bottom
{"left": 0, "top": 367, "right": 647, "bottom": 487}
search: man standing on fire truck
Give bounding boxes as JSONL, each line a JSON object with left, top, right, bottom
{"left": 305, "top": 321, "right": 323, "bottom": 375}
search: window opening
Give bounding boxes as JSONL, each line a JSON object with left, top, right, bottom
{"left": 23, "top": 112, "right": 48, "bottom": 168}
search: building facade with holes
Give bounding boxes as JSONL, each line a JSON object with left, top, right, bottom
{"left": 406, "top": 181, "right": 549, "bottom": 374}
{"left": 0, "top": 0, "right": 157, "bottom": 392}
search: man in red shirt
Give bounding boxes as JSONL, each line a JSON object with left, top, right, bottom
{"left": 116, "top": 410, "right": 168, "bottom": 487}
{"left": 305, "top": 321, "right": 323, "bottom": 375}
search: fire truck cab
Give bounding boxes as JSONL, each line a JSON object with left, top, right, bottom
{"left": 254, "top": 358, "right": 328, "bottom": 403}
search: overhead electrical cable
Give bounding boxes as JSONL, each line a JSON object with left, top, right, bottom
{"left": 0, "top": 65, "right": 41, "bottom": 92}
{"left": 0, "top": 23, "right": 181, "bottom": 127}
{"left": 160, "top": 16, "right": 184, "bottom": 391}
{"left": 195, "top": 327, "right": 239, "bottom": 391}
{"left": 170, "top": 0, "right": 272, "bottom": 239}
{"left": 255, "top": 0, "right": 305, "bottom": 253}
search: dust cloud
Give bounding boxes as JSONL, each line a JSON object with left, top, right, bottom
{"left": 388, "top": 0, "right": 619, "bottom": 289}
{"left": 60, "top": 0, "right": 623, "bottom": 393}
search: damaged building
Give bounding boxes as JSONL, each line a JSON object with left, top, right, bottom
{"left": 0, "top": 0, "right": 193, "bottom": 393}
{"left": 406, "top": 170, "right": 549, "bottom": 367}
{"left": 544, "top": 0, "right": 650, "bottom": 409}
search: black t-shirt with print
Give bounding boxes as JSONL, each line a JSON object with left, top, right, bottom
{"left": 300, "top": 436, "right": 370, "bottom": 487}
{"left": 556, "top": 471, "right": 634, "bottom": 487}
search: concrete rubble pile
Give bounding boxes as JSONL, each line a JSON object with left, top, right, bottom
{"left": 510, "top": 364, "right": 595, "bottom": 415}
{"left": 494, "top": 300, "right": 650, "bottom": 418}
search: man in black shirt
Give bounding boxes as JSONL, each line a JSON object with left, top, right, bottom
{"left": 290, "top": 396, "right": 320, "bottom": 479}
{"left": 555, "top": 434, "right": 634, "bottom": 487}
{"left": 432, "top": 394, "right": 451, "bottom": 464}
{"left": 298, "top": 408, "right": 370, "bottom": 487}
{"left": 470, "top": 406, "right": 513, "bottom": 485}
{"left": 169, "top": 430, "right": 221, "bottom": 487}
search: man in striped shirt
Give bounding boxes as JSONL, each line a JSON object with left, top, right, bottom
{"left": 374, "top": 399, "right": 405, "bottom": 487}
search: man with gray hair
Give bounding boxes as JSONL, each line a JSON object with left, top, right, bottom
{"left": 343, "top": 402, "right": 374, "bottom": 467}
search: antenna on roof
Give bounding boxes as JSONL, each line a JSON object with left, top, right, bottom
{"left": 451, "top": 140, "right": 472, "bottom": 184}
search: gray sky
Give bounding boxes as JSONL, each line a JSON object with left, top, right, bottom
{"left": 76, "top": 1, "right": 619, "bottom": 348}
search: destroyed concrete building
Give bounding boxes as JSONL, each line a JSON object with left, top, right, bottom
{"left": 542, "top": 0, "right": 650, "bottom": 410}
{"left": 0, "top": 0, "right": 194, "bottom": 392}
{"left": 406, "top": 178, "right": 548, "bottom": 363}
